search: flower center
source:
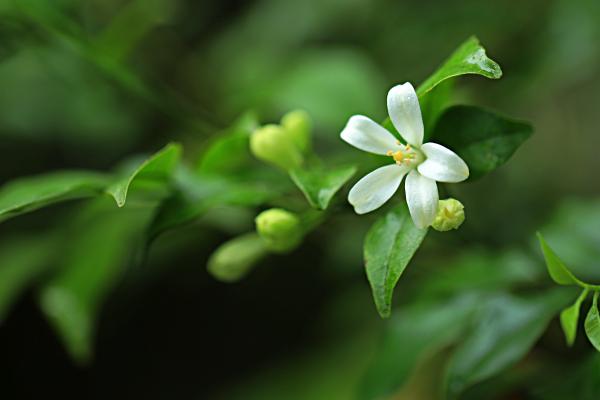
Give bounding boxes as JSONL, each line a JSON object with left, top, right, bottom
{"left": 386, "top": 143, "right": 423, "bottom": 168}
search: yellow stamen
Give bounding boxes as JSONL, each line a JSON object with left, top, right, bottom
{"left": 391, "top": 150, "right": 404, "bottom": 163}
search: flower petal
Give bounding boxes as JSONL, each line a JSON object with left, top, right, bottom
{"left": 348, "top": 164, "right": 408, "bottom": 214}
{"left": 418, "top": 142, "right": 470, "bottom": 183}
{"left": 340, "top": 115, "right": 399, "bottom": 155}
{"left": 405, "top": 170, "right": 438, "bottom": 229}
{"left": 387, "top": 82, "right": 424, "bottom": 147}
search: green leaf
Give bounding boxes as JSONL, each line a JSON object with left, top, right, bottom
{"left": 38, "top": 199, "right": 151, "bottom": 364}
{"left": 364, "top": 204, "right": 428, "bottom": 318}
{"left": 537, "top": 232, "right": 584, "bottom": 286}
{"left": 107, "top": 143, "right": 182, "bottom": 207}
{"left": 289, "top": 165, "right": 356, "bottom": 210}
{"left": 585, "top": 292, "right": 600, "bottom": 352}
{"left": 196, "top": 112, "right": 260, "bottom": 175}
{"left": 420, "top": 79, "right": 455, "bottom": 140}
{"left": 537, "top": 199, "right": 600, "bottom": 281}
{"left": 415, "top": 249, "right": 540, "bottom": 299}
{"left": 0, "top": 235, "right": 57, "bottom": 321}
{"left": 359, "top": 294, "right": 479, "bottom": 400}
{"left": 417, "top": 36, "right": 502, "bottom": 97}
{"left": 431, "top": 105, "right": 533, "bottom": 180}
{"left": 147, "top": 168, "right": 278, "bottom": 240}
{"left": 561, "top": 288, "right": 589, "bottom": 346}
{"left": 0, "top": 171, "right": 109, "bottom": 223}
{"left": 445, "top": 289, "right": 572, "bottom": 398}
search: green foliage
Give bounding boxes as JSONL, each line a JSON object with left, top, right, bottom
{"left": 289, "top": 165, "right": 356, "bottom": 210}
{"left": 537, "top": 232, "right": 600, "bottom": 291}
{"left": 107, "top": 143, "right": 182, "bottom": 207}
{"left": 358, "top": 37, "right": 532, "bottom": 317}
{"left": 196, "top": 112, "right": 260, "bottom": 175}
{"left": 363, "top": 205, "right": 428, "bottom": 318}
{"left": 95, "top": 0, "right": 174, "bottom": 61}
{"left": 360, "top": 294, "right": 478, "bottom": 400}
{"left": 147, "top": 168, "right": 276, "bottom": 239}
{"left": 0, "top": 171, "right": 109, "bottom": 223}
{"left": 537, "top": 200, "right": 600, "bottom": 280}
{"left": 415, "top": 249, "right": 541, "bottom": 299}
{"left": 38, "top": 199, "right": 152, "bottom": 364}
{"left": 420, "top": 79, "right": 455, "bottom": 139}
{"left": 585, "top": 292, "right": 600, "bottom": 352}
{"left": 0, "top": 14, "right": 559, "bottom": 399}
{"left": 538, "top": 232, "right": 583, "bottom": 285}
{"left": 382, "top": 36, "right": 502, "bottom": 137}
{"left": 538, "top": 232, "right": 600, "bottom": 352}
{"left": 431, "top": 106, "right": 533, "bottom": 180}
{"left": 0, "top": 235, "right": 57, "bottom": 321}
{"left": 417, "top": 36, "right": 502, "bottom": 97}
{"left": 561, "top": 288, "right": 589, "bottom": 346}
{"left": 445, "top": 289, "right": 572, "bottom": 399}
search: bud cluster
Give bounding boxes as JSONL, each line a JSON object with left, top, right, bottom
{"left": 249, "top": 110, "right": 312, "bottom": 170}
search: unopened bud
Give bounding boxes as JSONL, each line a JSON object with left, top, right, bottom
{"left": 250, "top": 124, "right": 303, "bottom": 170}
{"left": 432, "top": 198, "right": 465, "bottom": 232}
{"left": 255, "top": 208, "right": 302, "bottom": 253}
{"left": 281, "top": 109, "right": 312, "bottom": 152}
{"left": 207, "top": 233, "right": 267, "bottom": 282}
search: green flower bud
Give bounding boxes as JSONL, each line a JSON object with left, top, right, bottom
{"left": 281, "top": 109, "right": 312, "bottom": 152}
{"left": 207, "top": 233, "right": 267, "bottom": 282}
{"left": 432, "top": 198, "right": 465, "bottom": 232}
{"left": 250, "top": 124, "right": 303, "bottom": 170}
{"left": 255, "top": 208, "right": 303, "bottom": 253}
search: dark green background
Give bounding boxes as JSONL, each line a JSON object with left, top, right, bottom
{"left": 1, "top": 0, "right": 599, "bottom": 398}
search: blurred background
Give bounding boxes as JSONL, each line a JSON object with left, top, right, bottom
{"left": 1, "top": 0, "right": 599, "bottom": 398}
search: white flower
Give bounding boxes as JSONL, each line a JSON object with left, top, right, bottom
{"left": 340, "top": 82, "right": 469, "bottom": 229}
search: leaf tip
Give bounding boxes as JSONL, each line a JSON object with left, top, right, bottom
{"left": 377, "top": 307, "right": 391, "bottom": 319}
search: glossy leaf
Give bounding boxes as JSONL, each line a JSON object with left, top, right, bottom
{"left": 359, "top": 294, "right": 479, "bottom": 400}
{"left": 561, "top": 288, "right": 589, "bottom": 346}
{"left": 364, "top": 204, "right": 428, "bottom": 318}
{"left": 289, "top": 164, "right": 356, "bottom": 210}
{"left": 537, "top": 232, "right": 584, "bottom": 286}
{"left": 585, "top": 292, "right": 600, "bottom": 352}
{"left": 0, "top": 235, "right": 57, "bottom": 321}
{"left": 39, "top": 199, "right": 151, "bottom": 364}
{"left": 445, "top": 289, "right": 572, "bottom": 398}
{"left": 432, "top": 105, "right": 533, "bottom": 180}
{"left": 417, "top": 36, "right": 502, "bottom": 97}
{"left": 0, "top": 171, "right": 109, "bottom": 223}
{"left": 107, "top": 143, "right": 182, "bottom": 207}
{"left": 382, "top": 37, "right": 500, "bottom": 137}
